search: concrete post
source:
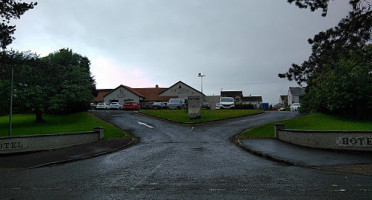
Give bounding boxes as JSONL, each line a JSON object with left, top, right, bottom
{"left": 274, "top": 123, "right": 285, "bottom": 139}
{"left": 94, "top": 127, "right": 104, "bottom": 139}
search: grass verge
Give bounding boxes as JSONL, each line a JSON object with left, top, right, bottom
{"left": 240, "top": 113, "right": 372, "bottom": 139}
{"left": 0, "top": 112, "right": 129, "bottom": 139}
{"left": 140, "top": 109, "right": 263, "bottom": 123}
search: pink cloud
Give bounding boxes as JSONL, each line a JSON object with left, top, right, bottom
{"left": 91, "top": 57, "right": 157, "bottom": 89}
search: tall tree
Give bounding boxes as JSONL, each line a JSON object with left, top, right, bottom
{"left": 279, "top": 0, "right": 372, "bottom": 118}
{"left": 0, "top": 49, "right": 96, "bottom": 122}
{"left": 42, "top": 49, "right": 96, "bottom": 115}
{"left": 0, "top": 0, "right": 37, "bottom": 49}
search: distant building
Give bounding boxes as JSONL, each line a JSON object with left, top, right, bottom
{"left": 242, "top": 96, "right": 263, "bottom": 109}
{"left": 221, "top": 91, "right": 243, "bottom": 103}
{"left": 103, "top": 85, "right": 146, "bottom": 104}
{"left": 221, "top": 91, "right": 262, "bottom": 109}
{"left": 159, "top": 81, "right": 204, "bottom": 100}
{"left": 279, "top": 95, "right": 288, "bottom": 107}
{"left": 93, "top": 81, "right": 204, "bottom": 106}
{"left": 288, "top": 87, "right": 305, "bottom": 105}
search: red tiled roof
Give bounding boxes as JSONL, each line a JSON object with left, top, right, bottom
{"left": 93, "top": 89, "right": 112, "bottom": 102}
{"left": 121, "top": 85, "right": 145, "bottom": 97}
{"left": 102, "top": 85, "right": 145, "bottom": 99}
{"left": 94, "top": 85, "right": 180, "bottom": 103}
{"left": 133, "top": 88, "right": 175, "bottom": 102}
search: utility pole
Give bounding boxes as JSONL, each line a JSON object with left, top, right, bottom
{"left": 198, "top": 73, "right": 206, "bottom": 94}
{"left": 9, "top": 66, "right": 14, "bottom": 137}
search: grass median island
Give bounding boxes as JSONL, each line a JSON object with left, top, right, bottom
{"left": 140, "top": 109, "right": 263, "bottom": 123}
{"left": 0, "top": 112, "right": 129, "bottom": 139}
{"left": 240, "top": 113, "right": 372, "bottom": 139}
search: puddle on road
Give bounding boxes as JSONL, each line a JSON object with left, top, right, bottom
{"left": 191, "top": 147, "right": 206, "bottom": 152}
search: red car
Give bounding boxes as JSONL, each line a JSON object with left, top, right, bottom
{"left": 123, "top": 101, "right": 140, "bottom": 110}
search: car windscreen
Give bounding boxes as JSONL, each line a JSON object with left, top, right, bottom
{"left": 220, "top": 97, "right": 234, "bottom": 102}
{"left": 169, "top": 99, "right": 181, "bottom": 104}
{"left": 124, "top": 102, "right": 134, "bottom": 105}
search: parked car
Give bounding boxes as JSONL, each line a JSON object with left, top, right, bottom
{"left": 123, "top": 101, "right": 141, "bottom": 110}
{"left": 202, "top": 102, "right": 211, "bottom": 109}
{"left": 90, "top": 103, "right": 97, "bottom": 110}
{"left": 109, "top": 102, "right": 122, "bottom": 110}
{"left": 168, "top": 98, "right": 186, "bottom": 109}
{"left": 217, "top": 97, "right": 235, "bottom": 109}
{"left": 152, "top": 102, "right": 167, "bottom": 109}
{"left": 290, "top": 103, "right": 301, "bottom": 111}
{"left": 96, "top": 102, "right": 110, "bottom": 109}
{"left": 144, "top": 102, "right": 154, "bottom": 109}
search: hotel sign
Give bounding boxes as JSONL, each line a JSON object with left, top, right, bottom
{"left": 338, "top": 137, "right": 372, "bottom": 147}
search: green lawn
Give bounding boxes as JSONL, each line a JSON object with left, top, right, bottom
{"left": 0, "top": 112, "right": 129, "bottom": 139}
{"left": 140, "top": 109, "right": 263, "bottom": 123}
{"left": 240, "top": 113, "right": 372, "bottom": 139}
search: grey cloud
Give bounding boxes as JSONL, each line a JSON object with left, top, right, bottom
{"left": 11, "top": 0, "right": 351, "bottom": 103}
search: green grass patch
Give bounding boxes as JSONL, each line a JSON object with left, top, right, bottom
{"left": 140, "top": 109, "right": 263, "bottom": 123}
{"left": 0, "top": 112, "right": 129, "bottom": 139}
{"left": 240, "top": 113, "right": 372, "bottom": 139}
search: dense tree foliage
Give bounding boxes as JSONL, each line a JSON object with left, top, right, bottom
{"left": 0, "top": 50, "right": 42, "bottom": 117}
{"left": 280, "top": 0, "right": 372, "bottom": 118}
{"left": 0, "top": 0, "right": 37, "bottom": 49}
{"left": 300, "top": 46, "right": 372, "bottom": 118}
{"left": 0, "top": 49, "right": 96, "bottom": 122}
{"left": 42, "top": 49, "right": 96, "bottom": 115}
{"left": 287, "top": 0, "right": 363, "bottom": 16}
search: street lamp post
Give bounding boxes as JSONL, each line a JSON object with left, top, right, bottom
{"left": 198, "top": 73, "right": 206, "bottom": 93}
{"left": 9, "top": 66, "right": 14, "bottom": 137}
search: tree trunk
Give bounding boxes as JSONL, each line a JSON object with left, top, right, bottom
{"left": 35, "top": 110, "right": 44, "bottom": 123}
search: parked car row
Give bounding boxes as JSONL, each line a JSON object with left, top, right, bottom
{"left": 92, "top": 98, "right": 213, "bottom": 111}
{"left": 92, "top": 101, "right": 141, "bottom": 110}
{"left": 152, "top": 102, "right": 168, "bottom": 109}
{"left": 96, "top": 102, "right": 110, "bottom": 109}
{"left": 274, "top": 103, "right": 301, "bottom": 111}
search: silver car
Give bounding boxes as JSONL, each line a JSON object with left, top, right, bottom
{"left": 109, "top": 102, "right": 122, "bottom": 110}
{"left": 167, "top": 98, "right": 186, "bottom": 109}
{"left": 96, "top": 102, "right": 110, "bottom": 109}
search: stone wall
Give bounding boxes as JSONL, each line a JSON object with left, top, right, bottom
{"left": 0, "top": 127, "right": 104, "bottom": 154}
{"left": 274, "top": 124, "right": 372, "bottom": 151}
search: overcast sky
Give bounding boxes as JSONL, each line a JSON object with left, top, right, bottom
{"left": 9, "top": 0, "right": 354, "bottom": 104}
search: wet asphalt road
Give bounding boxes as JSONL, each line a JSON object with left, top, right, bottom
{"left": 1, "top": 111, "right": 371, "bottom": 199}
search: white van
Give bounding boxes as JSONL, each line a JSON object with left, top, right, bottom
{"left": 216, "top": 97, "right": 235, "bottom": 109}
